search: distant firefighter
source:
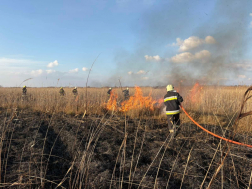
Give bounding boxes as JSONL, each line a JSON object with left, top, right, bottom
{"left": 59, "top": 87, "right": 65, "bottom": 96}
{"left": 164, "top": 84, "right": 183, "bottom": 138}
{"left": 122, "top": 87, "right": 130, "bottom": 100}
{"left": 72, "top": 87, "right": 78, "bottom": 96}
{"left": 107, "top": 88, "right": 112, "bottom": 97}
{"left": 22, "top": 86, "right": 27, "bottom": 95}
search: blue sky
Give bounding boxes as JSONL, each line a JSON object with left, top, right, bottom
{"left": 0, "top": 0, "right": 251, "bottom": 87}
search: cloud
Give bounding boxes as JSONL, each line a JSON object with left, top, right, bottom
{"left": 238, "top": 75, "right": 246, "bottom": 78}
{"left": 31, "top": 69, "right": 43, "bottom": 76}
{"left": 170, "top": 50, "right": 211, "bottom": 63}
{"left": 250, "top": 21, "right": 252, "bottom": 28}
{"left": 46, "top": 69, "right": 56, "bottom": 74}
{"left": 171, "top": 36, "right": 216, "bottom": 52}
{"left": 250, "top": 13, "right": 252, "bottom": 16}
{"left": 178, "top": 37, "right": 204, "bottom": 51}
{"left": 69, "top": 68, "right": 79, "bottom": 73}
{"left": 171, "top": 52, "right": 194, "bottom": 63}
{"left": 144, "top": 55, "right": 161, "bottom": 61}
{"left": 82, "top": 67, "right": 88, "bottom": 71}
{"left": 194, "top": 50, "right": 211, "bottom": 59}
{"left": 248, "top": 78, "right": 251, "bottom": 80}
{"left": 205, "top": 36, "right": 216, "bottom": 44}
{"left": 137, "top": 70, "right": 146, "bottom": 74}
{"left": 47, "top": 60, "right": 59, "bottom": 68}
{"left": 127, "top": 70, "right": 148, "bottom": 75}
{"left": 141, "top": 77, "right": 148, "bottom": 80}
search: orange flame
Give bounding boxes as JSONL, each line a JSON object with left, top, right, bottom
{"left": 121, "top": 86, "right": 157, "bottom": 112}
{"left": 104, "top": 86, "right": 163, "bottom": 113}
{"left": 157, "top": 98, "right": 163, "bottom": 105}
{"left": 189, "top": 82, "right": 203, "bottom": 103}
{"left": 106, "top": 90, "right": 118, "bottom": 111}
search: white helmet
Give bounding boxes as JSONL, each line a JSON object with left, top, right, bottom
{"left": 166, "top": 84, "right": 174, "bottom": 91}
{"left": 75, "top": 87, "right": 77, "bottom": 89}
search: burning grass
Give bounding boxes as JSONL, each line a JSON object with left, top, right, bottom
{"left": 104, "top": 86, "right": 163, "bottom": 117}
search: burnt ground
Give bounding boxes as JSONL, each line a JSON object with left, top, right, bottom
{"left": 0, "top": 108, "right": 252, "bottom": 189}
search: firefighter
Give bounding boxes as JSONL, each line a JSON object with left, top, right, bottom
{"left": 164, "top": 84, "right": 183, "bottom": 138}
{"left": 72, "top": 87, "right": 78, "bottom": 96}
{"left": 107, "top": 88, "right": 112, "bottom": 97}
{"left": 122, "top": 87, "right": 130, "bottom": 100}
{"left": 59, "top": 87, "right": 65, "bottom": 96}
{"left": 22, "top": 86, "right": 27, "bottom": 95}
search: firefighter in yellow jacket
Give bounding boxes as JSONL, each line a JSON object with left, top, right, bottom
{"left": 72, "top": 87, "right": 78, "bottom": 96}
{"left": 164, "top": 84, "right": 183, "bottom": 137}
{"left": 59, "top": 87, "right": 65, "bottom": 96}
{"left": 22, "top": 86, "right": 27, "bottom": 95}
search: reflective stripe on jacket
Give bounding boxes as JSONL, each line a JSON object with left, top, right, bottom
{"left": 166, "top": 110, "right": 180, "bottom": 115}
{"left": 164, "top": 96, "right": 177, "bottom": 102}
{"left": 164, "top": 91, "right": 183, "bottom": 115}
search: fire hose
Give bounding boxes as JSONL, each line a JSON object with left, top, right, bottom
{"left": 180, "top": 105, "right": 252, "bottom": 148}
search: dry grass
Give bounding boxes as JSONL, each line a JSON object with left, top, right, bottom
{"left": 0, "top": 85, "right": 250, "bottom": 133}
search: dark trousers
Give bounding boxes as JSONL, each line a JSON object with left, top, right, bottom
{"left": 167, "top": 114, "right": 180, "bottom": 131}
{"left": 124, "top": 95, "right": 130, "bottom": 100}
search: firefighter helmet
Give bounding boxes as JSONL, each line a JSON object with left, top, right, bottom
{"left": 166, "top": 85, "right": 174, "bottom": 91}
{"left": 23, "top": 85, "right": 26, "bottom": 88}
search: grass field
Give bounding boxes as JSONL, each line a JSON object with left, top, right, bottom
{"left": 0, "top": 85, "right": 251, "bottom": 188}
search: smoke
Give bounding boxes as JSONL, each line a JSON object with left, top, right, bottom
{"left": 109, "top": 0, "right": 252, "bottom": 87}
{"left": 188, "top": 0, "right": 252, "bottom": 85}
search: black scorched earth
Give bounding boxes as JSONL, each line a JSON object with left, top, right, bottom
{"left": 0, "top": 108, "right": 251, "bottom": 189}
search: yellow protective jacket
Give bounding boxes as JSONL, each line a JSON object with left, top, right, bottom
{"left": 164, "top": 91, "right": 183, "bottom": 115}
